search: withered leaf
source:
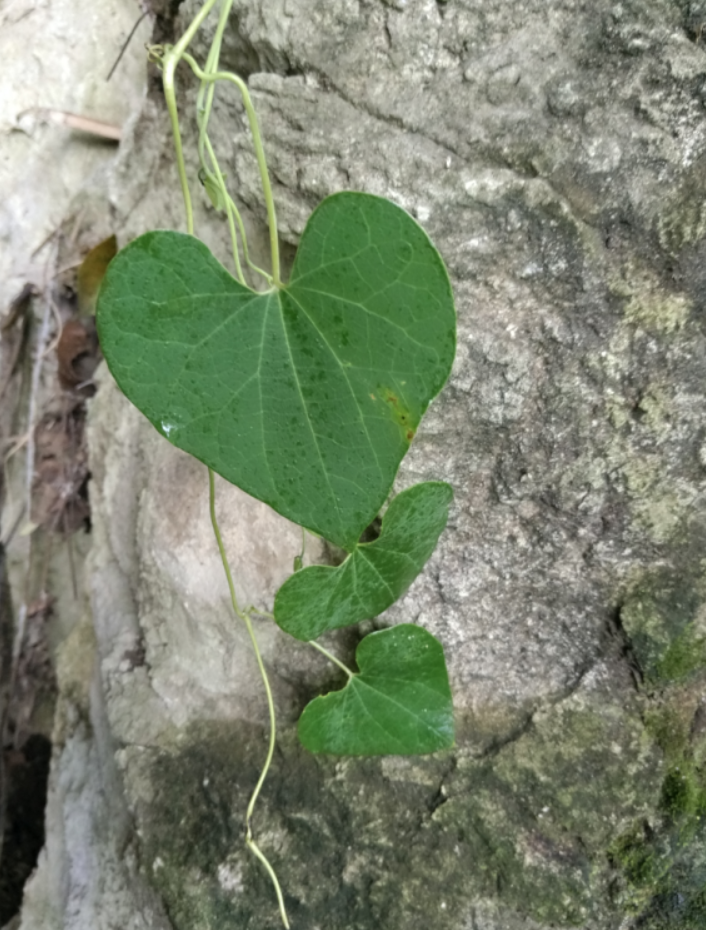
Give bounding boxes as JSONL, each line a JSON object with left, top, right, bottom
{"left": 76, "top": 235, "right": 117, "bottom": 315}
{"left": 57, "top": 318, "right": 100, "bottom": 395}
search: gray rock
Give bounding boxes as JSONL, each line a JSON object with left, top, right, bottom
{"left": 7, "top": 0, "right": 706, "bottom": 927}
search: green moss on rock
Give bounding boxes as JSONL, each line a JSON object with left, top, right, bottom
{"left": 660, "top": 764, "right": 706, "bottom": 820}
{"left": 608, "top": 820, "right": 669, "bottom": 911}
{"left": 133, "top": 695, "right": 668, "bottom": 930}
{"left": 620, "top": 566, "right": 706, "bottom": 685}
{"left": 655, "top": 629, "right": 706, "bottom": 685}
{"left": 609, "top": 674, "right": 706, "bottom": 926}
{"left": 435, "top": 692, "right": 662, "bottom": 927}
{"left": 609, "top": 815, "right": 706, "bottom": 929}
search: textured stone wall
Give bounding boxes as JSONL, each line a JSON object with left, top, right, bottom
{"left": 6, "top": 1, "right": 706, "bottom": 928}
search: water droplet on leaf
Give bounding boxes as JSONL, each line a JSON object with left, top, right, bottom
{"left": 160, "top": 420, "right": 179, "bottom": 438}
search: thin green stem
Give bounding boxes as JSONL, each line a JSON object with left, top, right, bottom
{"left": 195, "top": 0, "right": 233, "bottom": 167}
{"left": 159, "top": 0, "right": 223, "bottom": 233}
{"left": 197, "top": 116, "right": 272, "bottom": 286}
{"left": 208, "top": 469, "right": 243, "bottom": 618}
{"left": 160, "top": 7, "right": 288, "bottom": 924}
{"left": 248, "top": 842, "right": 290, "bottom": 927}
{"left": 223, "top": 191, "right": 273, "bottom": 285}
{"left": 202, "top": 133, "right": 246, "bottom": 284}
{"left": 192, "top": 3, "right": 243, "bottom": 278}
{"left": 208, "top": 470, "right": 290, "bottom": 929}
{"left": 250, "top": 608, "right": 275, "bottom": 620}
{"left": 171, "top": 0, "right": 222, "bottom": 62}
{"left": 182, "top": 45, "right": 273, "bottom": 284}
{"left": 162, "top": 58, "right": 194, "bottom": 234}
{"left": 178, "top": 56, "right": 282, "bottom": 286}
{"left": 308, "top": 640, "right": 354, "bottom": 678}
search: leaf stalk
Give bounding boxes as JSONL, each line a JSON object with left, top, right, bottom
{"left": 180, "top": 55, "right": 282, "bottom": 287}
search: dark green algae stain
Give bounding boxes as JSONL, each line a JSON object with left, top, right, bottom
{"left": 620, "top": 564, "right": 706, "bottom": 688}
{"left": 608, "top": 557, "right": 706, "bottom": 928}
{"left": 132, "top": 567, "right": 706, "bottom": 930}
{"left": 608, "top": 789, "right": 706, "bottom": 929}
{"left": 134, "top": 699, "right": 672, "bottom": 930}
{"left": 136, "top": 721, "right": 402, "bottom": 930}
{"left": 634, "top": 685, "right": 706, "bottom": 928}
{"left": 432, "top": 695, "right": 665, "bottom": 928}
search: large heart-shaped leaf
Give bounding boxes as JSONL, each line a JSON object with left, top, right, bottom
{"left": 97, "top": 193, "right": 455, "bottom": 549}
{"left": 299, "top": 624, "right": 454, "bottom": 755}
{"left": 275, "top": 481, "right": 452, "bottom": 641}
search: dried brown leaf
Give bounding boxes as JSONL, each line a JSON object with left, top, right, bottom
{"left": 56, "top": 317, "right": 100, "bottom": 395}
{"left": 76, "top": 235, "right": 117, "bottom": 315}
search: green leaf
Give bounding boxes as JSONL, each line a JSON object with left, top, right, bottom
{"left": 299, "top": 624, "right": 454, "bottom": 755}
{"left": 274, "top": 482, "right": 452, "bottom": 641}
{"left": 96, "top": 193, "right": 455, "bottom": 549}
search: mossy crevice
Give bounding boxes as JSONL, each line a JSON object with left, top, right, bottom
{"left": 620, "top": 564, "right": 706, "bottom": 687}
{"left": 131, "top": 692, "right": 669, "bottom": 929}
{"left": 608, "top": 672, "right": 706, "bottom": 925}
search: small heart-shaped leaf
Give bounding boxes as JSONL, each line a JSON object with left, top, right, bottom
{"left": 96, "top": 193, "right": 455, "bottom": 549}
{"left": 299, "top": 624, "right": 454, "bottom": 755}
{"left": 275, "top": 482, "right": 452, "bottom": 641}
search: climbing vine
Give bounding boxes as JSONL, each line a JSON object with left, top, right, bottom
{"left": 96, "top": 0, "right": 456, "bottom": 923}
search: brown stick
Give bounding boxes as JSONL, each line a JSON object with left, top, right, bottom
{"left": 18, "top": 108, "right": 122, "bottom": 141}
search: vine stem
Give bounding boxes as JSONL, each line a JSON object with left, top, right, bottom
{"left": 208, "top": 471, "right": 290, "bottom": 929}
{"left": 160, "top": 39, "right": 281, "bottom": 284}
{"left": 307, "top": 640, "right": 354, "bottom": 678}
{"left": 179, "top": 54, "right": 282, "bottom": 286}
{"left": 202, "top": 130, "right": 247, "bottom": 284}
{"left": 182, "top": 53, "right": 273, "bottom": 286}
{"left": 247, "top": 605, "right": 355, "bottom": 679}
{"left": 194, "top": 0, "right": 232, "bottom": 170}
{"left": 160, "top": 0, "right": 223, "bottom": 235}
{"left": 160, "top": 2, "right": 289, "bottom": 924}
{"left": 153, "top": 2, "right": 359, "bottom": 921}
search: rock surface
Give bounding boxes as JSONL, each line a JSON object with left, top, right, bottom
{"left": 5, "top": 0, "right": 706, "bottom": 928}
